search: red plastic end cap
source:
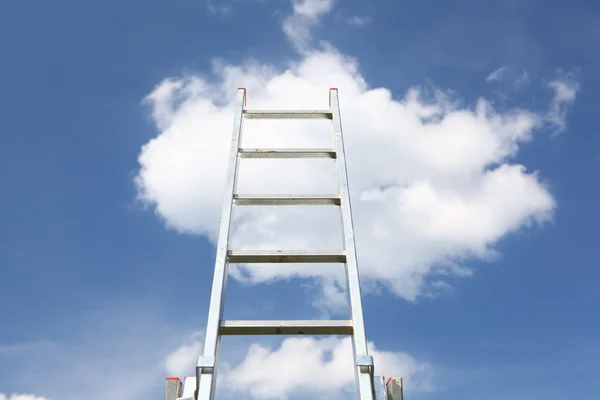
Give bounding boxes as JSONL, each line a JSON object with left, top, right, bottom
{"left": 386, "top": 377, "right": 402, "bottom": 386}
{"left": 328, "top": 88, "right": 338, "bottom": 106}
{"left": 166, "top": 377, "right": 181, "bottom": 382}
{"left": 237, "top": 87, "right": 247, "bottom": 107}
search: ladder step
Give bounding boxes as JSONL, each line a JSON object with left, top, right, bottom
{"left": 219, "top": 320, "right": 354, "bottom": 335}
{"left": 227, "top": 250, "right": 347, "bottom": 263}
{"left": 233, "top": 194, "right": 341, "bottom": 206}
{"left": 243, "top": 110, "right": 333, "bottom": 119}
{"left": 238, "top": 148, "right": 336, "bottom": 159}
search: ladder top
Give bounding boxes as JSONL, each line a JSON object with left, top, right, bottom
{"left": 236, "top": 87, "right": 340, "bottom": 109}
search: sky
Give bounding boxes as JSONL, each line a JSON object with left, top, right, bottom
{"left": 1, "top": 0, "right": 599, "bottom": 399}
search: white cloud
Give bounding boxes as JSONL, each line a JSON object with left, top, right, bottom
{"left": 206, "top": 0, "right": 233, "bottom": 16}
{"left": 486, "top": 66, "right": 507, "bottom": 82}
{"left": 486, "top": 67, "right": 531, "bottom": 90}
{"left": 0, "top": 395, "right": 48, "bottom": 400}
{"left": 546, "top": 72, "right": 579, "bottom": 133}
{"left": 135, "top": 45, "right": 572, "bottom": 306}
{"left": 161, "top": 334, "right": 432, "bottom": 399}
{"left": 0, "top": 302, "right": 189, "bottom": 400}
{"left": 219, "top": 337, "right": 433, "bottom": 399}
{"left": 282, "top": 0, "right": 334, "bottom": 52}
{"left": 164, "top": 331, "right": 204, "bottom": 377}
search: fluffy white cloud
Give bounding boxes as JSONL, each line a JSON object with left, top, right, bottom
{"left": 135, "top": 45, "right": 576, "bottom": 306}
{"left": 163, "top": 335, "right": 432, "bottom": 399}
{"left": 220, "top": 337, "right": 432, "bottom": 399}
{"left": 0, "top": 395, "right": 48, "bottom": 400}
{"left": 164, "top": 331, "right": 204, "bottom": 377}
{"left": 283, "top": 0, "right": 334, "bottom": 52}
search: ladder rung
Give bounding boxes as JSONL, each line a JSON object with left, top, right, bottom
{"left": 238, "top": 148, "right": 336, "bottom": 159}
{"left": 227, "top": 250, "right": 346, "bottom": 263}
{"left": 243, "top": 110, "right": 333, "bottom": 119}
{"left": 233, "top": 194, "right": 341, "bottom": 206}
{"left": 219, "top": 320, "right": 354, "bottom": 335}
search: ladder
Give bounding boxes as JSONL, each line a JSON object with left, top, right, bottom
{"left": 167, "top": 88, "right": 397, "bottom": 400}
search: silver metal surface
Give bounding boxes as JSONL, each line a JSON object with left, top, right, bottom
{"left": 330, "top": 88, "right": 375, "bottom": 400}
{"left": 356, "top": 354, "right": 374, "bottom": 368}
{"left": 373, "top": 376, "right": 388, "bottom": 400}
{"left": 196, "top": 88, "right": 246, "bottom": 400}
{"left": 238, "top": 148, "right": 336, "bottom": 159}
{"left": 165, "top": 378, "right": 182, "bottom": 400}
{"left": 196, "top": 356, "right": 215, "bottom": 368}
{"left": 386, "top": 377, "right": 404, "bottom": 400}
{"left": 227, "top": 250, "right": 346, "bottom": 263}
{"left": 233, "top": 194, "right": 341, "bottom": 206}
{"left": 243, "top": 110, "right": 332, "bottom": 119}
{"left": 219, "top": 320, "right": 353, "bottom": 335}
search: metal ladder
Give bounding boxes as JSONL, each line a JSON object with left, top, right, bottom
{"left": 168, "top": 88, "right": 393, "bottom": 400}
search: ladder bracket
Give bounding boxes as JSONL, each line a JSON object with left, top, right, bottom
{"left": 356, "top": 354, "right": 374, "bottom": 373}
{"left": 356, "top": 354, "right": 374, "bottom": 367}
{"left": 196, "top": 356, "right": 215, "bottom": 370}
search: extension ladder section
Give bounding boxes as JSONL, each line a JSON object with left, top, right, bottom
{"left": 168, "top": 88, "right": 395, "bottom": 400}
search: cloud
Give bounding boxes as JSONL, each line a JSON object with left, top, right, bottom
{"left": 486, "top": 66, "right": 508, "bottom": 82}
{"left": 0, "top": 301, "right": 188, "bottom": 400}
{"left": 161, "top": 335, "right": 433, "bottom": 399}
{"left": 164, "top": 331, "right": 205, "bottom": 377}
{"left": 135, "top": 44, "right": 572, "bottom": 308}
{"left": 219, "top": 337, "right": 433, "bottom": 399}
{"left": 206, "top": 0, "right": 233, "bottom": 16}
{"left": 486, "top": 67, "right": 530, "bottom": 90}
{"left": 546, "top": 72, "right": 580, "bottom": 133}
{"left": 347, "top": 15, "right": 372, "bottom": 27}
{"left": 514, "top": 70, "right": 530, "bottom": 89}
{"left": 0, "top": 395, "right": 48, "bottom": 400}
{"left": 282, "top": 0, "right": 334, "bottom": 52}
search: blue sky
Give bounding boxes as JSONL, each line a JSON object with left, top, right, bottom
{"left": 1, "top": 0, "right": 599, "bottom": 399}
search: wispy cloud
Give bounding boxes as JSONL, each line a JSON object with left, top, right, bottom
{"left": 514, "top": 70, "right": 530, "bottom": 89}
{"left": 0, "top": 395, "right": 48, "bottom": 400}
{"left": 282, "top": 0, "right": 334, "bottom": 52}
{"left": 0, "top": 301, "right": 189, "bottom": 400}
{"left": 206, "top": 0, "right": 233, "bottom": 16}
{"left": 486, "top": 66, "right": 530, "bottom": 89}
{"left": 347, "top": 15, "right": 372, "bottom": 27}
{"left": 546, "top": 71, "right": 580, "bottom": 134}
{"left": 486, "top": 66, "right": 508, "bottom": 82}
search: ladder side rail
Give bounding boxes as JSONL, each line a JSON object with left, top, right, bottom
{"left": 329, "top": 88, "right": 375, "bottom": 400}
{"left": 196, "top": 88, "right": 247, "bottom": 400}
{"left": 387, "top": 377, "right": 404, "bottom": 400}
{"left": 165, "top": 377, "right": 182, "bottom": 400}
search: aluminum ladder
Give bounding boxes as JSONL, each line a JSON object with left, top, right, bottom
{"left": 167, "top": 88, "right": 394, "bottom": 400}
